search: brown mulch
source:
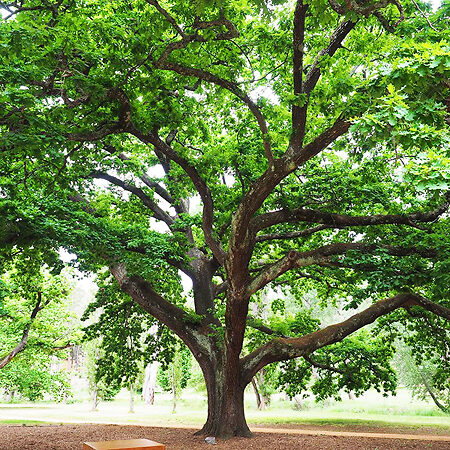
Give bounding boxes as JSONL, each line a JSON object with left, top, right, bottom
{"left": 0, "top": 423, "right": 449, "bottom": 449}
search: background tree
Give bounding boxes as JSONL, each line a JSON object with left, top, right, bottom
{"left": 157, "top": 341, "right": 192, "bottom": 414}
{"left": 0, "top": 352, "right": 72, "bottom": 402}
{"left": 394, "top": 330, "right": 449, "bottom": 413}
{"left": 0, "top": 250, "right": 79, "bottom": 368}
{"left": 0, "top": 251, "right": 79, "bottom": 400}
{"left": 82, "top": 273, "right": 182, "bottom": 412}
{"left": 1, "top": 0, "right": 449, "bottom": 438}
{"left": 142, "top": 361, "right": 159, "bottom": 405}
{"left": 83, "top": 339, "right": 122, "bottom": 411}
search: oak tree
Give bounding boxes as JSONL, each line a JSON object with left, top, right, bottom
{"left": 1, "top": 0, "right": 449, "bottom": 437}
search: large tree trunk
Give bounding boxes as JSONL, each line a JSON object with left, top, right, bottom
{"left": 195, "top": 355, "right": 251, "bottom": 438}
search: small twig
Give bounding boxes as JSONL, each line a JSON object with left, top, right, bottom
{"left": 411, "top": 0, "right": 438, "bottom": 31}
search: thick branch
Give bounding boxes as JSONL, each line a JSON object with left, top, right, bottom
{"left": 146, "top": 0, "right": 185, "bottom": 37}
{"left": 252, "top": 193, "right": 450, "bottom": 232}
{"left": 302, "top": 19, "right": 357, "bottom": 95}
{"left": 91, "top": 171, "right": 174, "bottom": 227}
{"left": 246, "top": 251, "right": 331, "bottom": 297}
{"left": 291, "top": 1, "right": 308, "bottom": 149}
{"left": 412, "top": 295, "right": 450, "bottom": 321}
{"left": 131, "top": 128, "right": 226, "bottom": 264}
{"left": 228, "top": 117, "right": 350, "bottom": 291}
{"left": 241, "top": 293, "right": 450, "bottom": 383}
{"left": 110, "top": 263, "right": 202, "bottom": 346}
{"left": 153, "top": 21, "right": 274, "bottom": 166}
{"left": 111, "top": 263, "right": 222, "bottom": 363}
{"left": 246, "top": 242, "right": 437, "bottom": 297}
{"left": 256, "top": 225, "right": 328, "bottom": 242}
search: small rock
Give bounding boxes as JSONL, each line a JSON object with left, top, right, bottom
{"left": 205, "top": 436, "right": 217, "bottom": 444}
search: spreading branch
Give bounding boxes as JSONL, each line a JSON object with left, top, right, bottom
{"left": 304, "top": 354, "right": 345, "bottom": 375}
{"left": 146, "top": 0, "right": 185, "bottom": 37}
{"left": 66, "top": 88, "right": 132, "bottom": 141}
{"left": 104, "top": 146, "right": 179, "bottom": 208}
{"left": 302, "top": 19, "right": 357, "bottom": 95}
{"left": 110, "top": 263, "right": 218, "bottom": 358}
{"left": 246, "top": 242, "right": 437, "bottom": 297}
{"left": 229, "top": 117, "right": 351, "bottom": 274}
{"left": 255, "top": 225, "right": 329, "bottom": 242}
{"left": 241, "top": 293, "right": 450, "bottom": 383}
{"left": 252, "top": 192, "right": 450, "bottom": 232}
{"left": 90, "top": 171, "right": 175, "bottom": 228}
{"left": 291, "top": 1, "right": 309, "bottom": 148}
{"left": 328, "top": 0, "right": 404, "bottom": 31}
{"left": 152, "top": 16, "right": 274, "bottom": 166}
{"left": 131, "top": 128, "right": 226, "bottom": 264}
{"left": 247, "top": 316, "right": 287, "bottom": 338}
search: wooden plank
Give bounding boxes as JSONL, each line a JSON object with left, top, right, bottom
{"left": 83, "top": 438, "right": 166, "bottom": 450}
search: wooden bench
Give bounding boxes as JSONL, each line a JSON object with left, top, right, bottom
{"left": 83, "top": 439, "right": 166, "bottom": 450}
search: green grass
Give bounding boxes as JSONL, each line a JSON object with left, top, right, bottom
{"left": 0, "top": 388, "right": 448, "bottom": 432}
{"left": 0, "top": 419, "right": 50, "bottom": 426}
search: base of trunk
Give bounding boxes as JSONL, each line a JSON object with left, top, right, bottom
{"left": 194, "top": 422, "right": 252, "bottom": 439}
{"left": 195, "top": 383, "right": 252, "bottom": 439}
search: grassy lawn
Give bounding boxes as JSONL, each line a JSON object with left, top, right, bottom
{"left": 0, "top": 388, "right": 449, "bottom": 431}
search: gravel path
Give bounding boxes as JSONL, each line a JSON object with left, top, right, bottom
{"left": 1, "top": 423, "right": 449, "bottom": 449}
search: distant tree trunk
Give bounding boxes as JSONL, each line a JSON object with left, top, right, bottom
{"left": 251, "top": 369, "right": 269, "bottom": 410}
{"left": 259, "top": 369, "right": 270, "bottom": 408}
{"left": 142, "top": 362, "right": 158, "bottom": 405}
{"left": 91, "top": 387, "right": 99, "bottom": 411}
{"left": 171, "top": 366, "right": 177, "bottom": 414}
{"left": 348, "top": 391, "right": 355, "bottom": 400}
{"left": 420, "top": 372, "right": 449, "bottom": 413}
{"left": 251, "top": 378, "right": 263, "bottom": 410}
{"left": 293, "top": 395, "right": 304, "bottom": 410}
{"left": 3, "top": 390, "right": 14, "bottom": 402}
{"left": 129, "top": 383, "right": 135, "bottom": 413}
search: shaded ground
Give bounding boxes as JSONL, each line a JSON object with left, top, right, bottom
{"left": 1, "top": 423, "right": 449, "bottom": 449}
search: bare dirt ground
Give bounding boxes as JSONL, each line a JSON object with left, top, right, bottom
{"left": 1, "top": 424, "right": 449, "bottom": 449}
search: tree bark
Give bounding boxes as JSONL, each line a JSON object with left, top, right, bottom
{"left": 195, "top": 355, "right": 251, "bottom": 438}
{"left": 251, "top": 370, "right": 269, "bottom": 410}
